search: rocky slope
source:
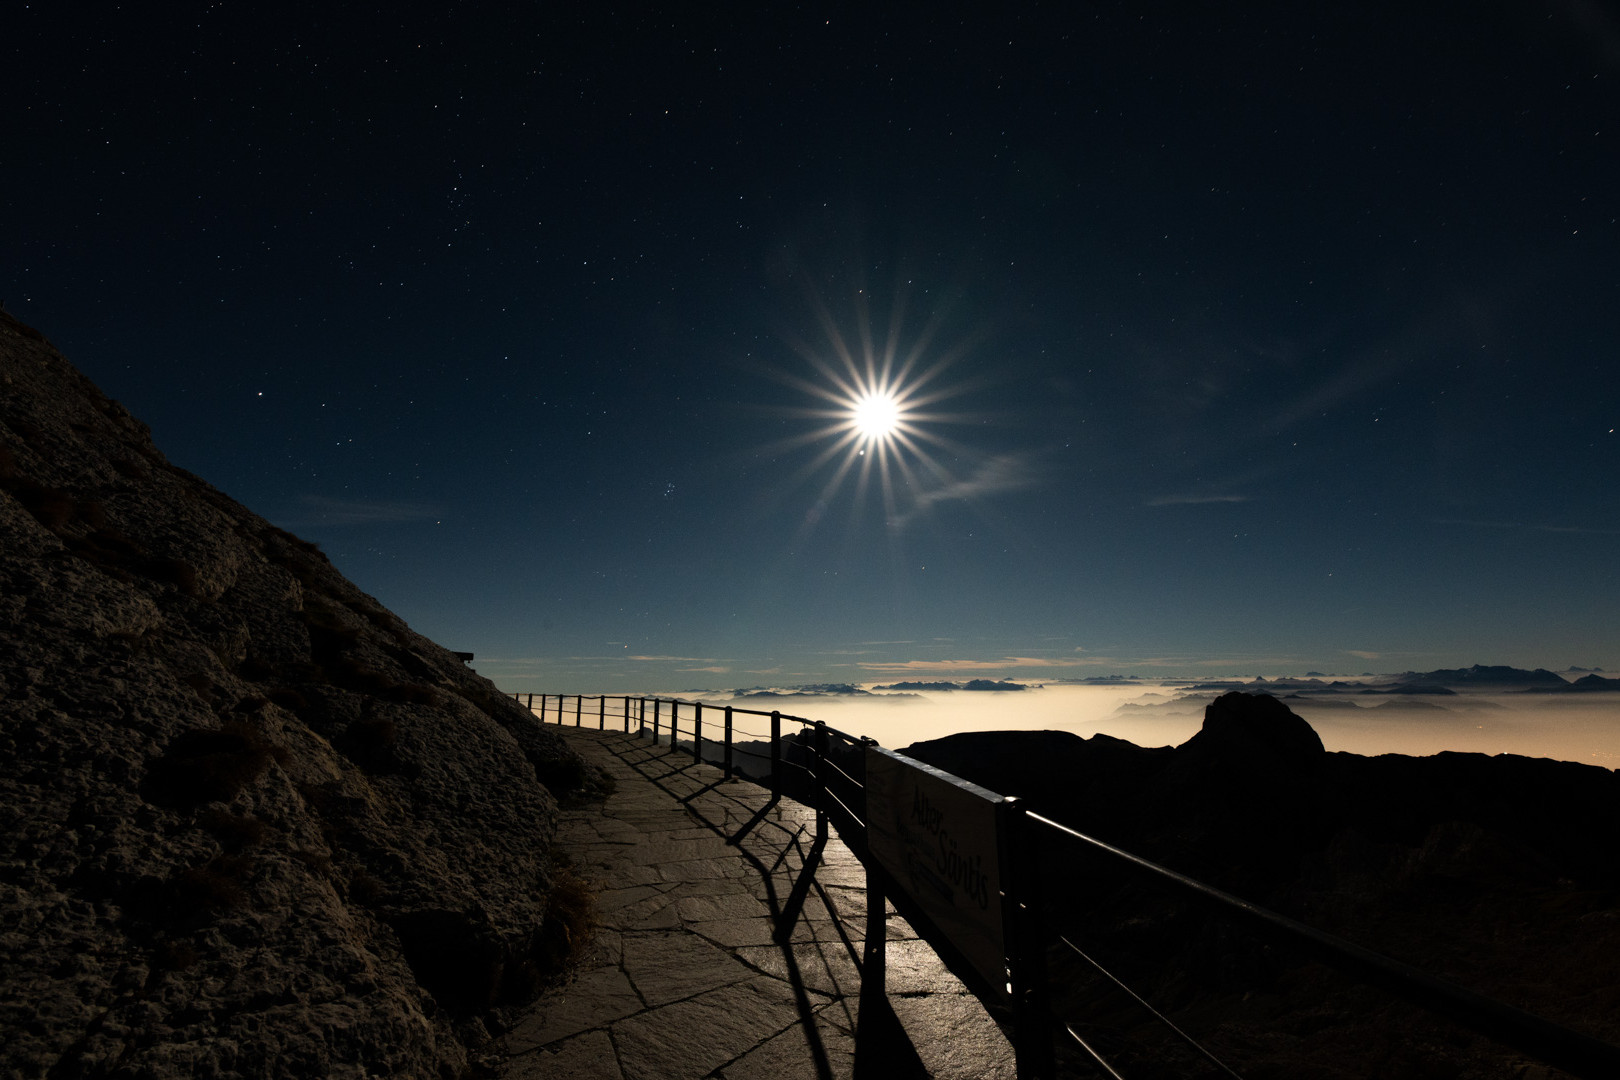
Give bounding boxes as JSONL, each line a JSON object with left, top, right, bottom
{"left": 0, "top": 311, "right": 594, "bottom": 1078}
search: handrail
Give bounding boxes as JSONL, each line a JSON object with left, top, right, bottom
{"left": 514, "top": 691, "right": 1620, "bottom": 1079}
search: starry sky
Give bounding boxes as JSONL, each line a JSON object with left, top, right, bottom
{"left": 7, "top": 2, "right": 1618, "bottom": 692}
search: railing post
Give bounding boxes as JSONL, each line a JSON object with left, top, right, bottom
{"left": 652, "top": 699, "right": 661, "bottom": 745}
{"left": 574, "top": 694, "right": 582, "bottom": 726}
{"left": 865, "top": 852, "right": 887, "bottom": 1001}
{"left": 812, "top": 721, "right": 829, "bottom": 846}
{"left": 723, "top": 706, "right": 734, "bottom": 780}
{"left": 624, "top": 696, "right": 631, "bottom": 732}
{"left": 526, "top": 692, "right": 533, "bottom": 710}
{"left": 693, "top": 702, "right": 703, "bottom": 765}
{"left": 598, "top": 696, "right": 605, "bottom": 730}
{"left": 668, "top": 701, "right": 679, "bottom": 754}
{"left": 770, "top": 711, "right": 781, "bottom": 796}
{"left": 638, "top": 697, "right": 646, "bottom": 736}
{"left": 997, "top": 797, "right": 1055, "bottom": 1080}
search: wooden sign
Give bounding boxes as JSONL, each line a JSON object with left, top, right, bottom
{"left": 865, "top": 746, "right": 1008, "bottom": 999}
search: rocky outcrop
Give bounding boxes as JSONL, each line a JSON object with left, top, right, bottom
{"left": 0, "top": 312, "right": 594, "bottom": 1078}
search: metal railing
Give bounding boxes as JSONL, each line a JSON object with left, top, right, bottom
{"left": 516, "top": 691, "right": 1620, "bottom": 1079}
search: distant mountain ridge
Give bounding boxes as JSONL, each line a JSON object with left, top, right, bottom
{"left": 871, "top": 678, "right": 1031, "bottom": 692}
{"left": 1398, "top": 663, "right": 1572, "bottom": 688}
{"left": 1525, "top": 672, "right": 1620, "bottom": 693}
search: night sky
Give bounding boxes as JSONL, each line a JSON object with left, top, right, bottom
{"left": 7, "top": 2, "right": 1617, "bottom": 691}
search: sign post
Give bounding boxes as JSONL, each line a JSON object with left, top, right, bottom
{"left": 864, "top": 746, "right": 1008, "bottom": 1001}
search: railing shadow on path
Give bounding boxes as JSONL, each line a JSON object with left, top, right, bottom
{"left": 586, "top": 728, "right": 935, "bottom": 1080}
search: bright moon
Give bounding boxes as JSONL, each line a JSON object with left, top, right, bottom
{"left": 852, "top": 392, "right": 901, "bottom": 441}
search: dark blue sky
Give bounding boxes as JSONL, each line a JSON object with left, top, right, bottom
{"left": 8, "top": 2, "right": 1617, "bottom": 690}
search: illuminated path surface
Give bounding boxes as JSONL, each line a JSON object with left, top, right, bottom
{"left": 500, "top": 726, "right": 1014, "bottom": 1080}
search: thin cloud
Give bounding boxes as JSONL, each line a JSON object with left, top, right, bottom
{"left": 1144, "top": 493, "right": 1251, "bottom": 507}
{"left": 279, "top": 495, "right": 442, "bottom": 527}
{"left": 857, "top": 654, "right": 1315, "bottom": 674}
{"left": 678, "top": 666, "right": 732, "bottom": 674}
{"left": 480, "top": 655, "right": 614, "bottom": 664}
{"left": 629, "top": 655, "right": 730, "bottom": 664}
{"left": 1432, "top": 517, "right": 1620, "bottom": 536}
{"left": 897, "top": 454, "right": 1037, "bottom": 523}
{"left": 1347, "top": 650, "right": 1382, "bottom": 660}
{"left": 858, "top": 656, "right": 1125, "bottom": 673}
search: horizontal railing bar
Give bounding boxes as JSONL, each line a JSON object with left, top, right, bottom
{"left": 1062, "top": 1025, "right": 1126, "bottom": 1080}
{"left": 1026, "top": 811, "right": 1620, "bottom": 1079}
{"left": 818, "top": 755, "right": 864, "bottom": 789}
{"left": 819, "top": 785, "right": 866, "bottom": 830}
{"left": 1058, "top": 934, "right": 1245, "bottom": 1079}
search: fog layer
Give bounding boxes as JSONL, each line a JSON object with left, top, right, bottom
{"left": 681, "top": 684, "right": 1620, "bottom": 767}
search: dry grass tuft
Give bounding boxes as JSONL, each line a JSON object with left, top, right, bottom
{"left": 199, "top": 808, "right": 273, "bottom": 851}
{"left": 10, "top": 480, "right": 76, "bottom": 531}
{"left": 173, "top": 854, "right": 256, "bottom": 911}
{"left": 348, "top": 868, "right": 387, "bottom": 905}
{"left": 148, "top": 556, "right": 203, "bottom": 597}
{"left": 110, "top": 455, "right": 151, "bottom": 480}
{"left": 143, "top": 720, "right": 280, "bottom": 807}
{"left": 519, "top": 864, "right": 600, "bottom": 997}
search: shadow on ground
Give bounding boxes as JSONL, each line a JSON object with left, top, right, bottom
{"left": 499, "top": 726, "right": 1013, "bottom": 1080}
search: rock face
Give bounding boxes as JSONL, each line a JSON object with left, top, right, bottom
{"left": 0, "top": 312, "right": 592, "bottom": 1078}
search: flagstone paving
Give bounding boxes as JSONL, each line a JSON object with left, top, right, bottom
{"left": 499, "top": 725, "right": 1016, "bottom": 1080}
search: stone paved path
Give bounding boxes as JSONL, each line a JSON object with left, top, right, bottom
{"left": 499, "top": 725, "right": 1016, "bottom": 1080}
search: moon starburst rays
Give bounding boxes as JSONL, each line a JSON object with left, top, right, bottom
{"left": 759, "top": 285, "right": 991, "bottom": 537}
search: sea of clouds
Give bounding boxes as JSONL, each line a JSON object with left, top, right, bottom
{"left": 665, "top": 682, "right": 1620, "bottom": 768}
